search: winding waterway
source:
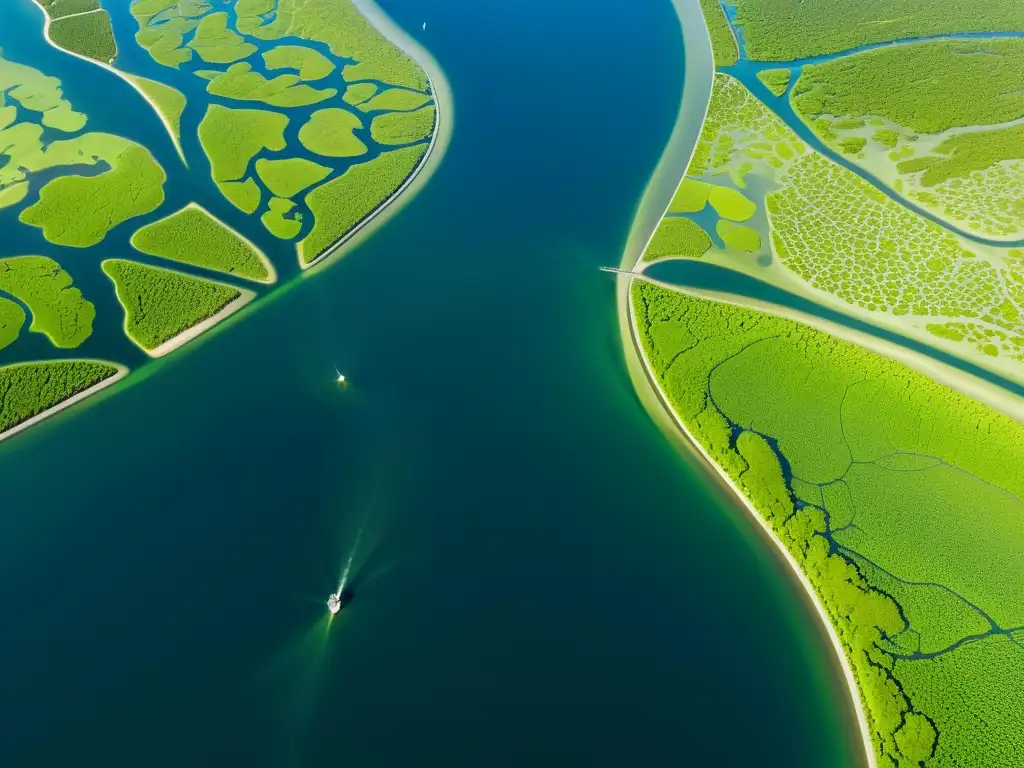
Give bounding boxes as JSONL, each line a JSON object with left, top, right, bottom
{"left": 0, "top": 0, "right": 864, "bottom": 764}
{"left": 720, "top": 0, "right": 1024, "bottom": 248}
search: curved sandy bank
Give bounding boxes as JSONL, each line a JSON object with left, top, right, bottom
{"left": 615, "top": 1, "right": 876, "bottom": 765}
{"left": 28, "top": 0, "right": 188, "bottom": 166}
{"left": 0, "top": 361, "right": 129, "bottom": 443}
{"left": 299, "top": 0, "right": 453, "bottom": 273}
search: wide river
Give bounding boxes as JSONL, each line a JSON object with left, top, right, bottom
{"left": 0, "top": 0, "right": 863, "bottom": 764}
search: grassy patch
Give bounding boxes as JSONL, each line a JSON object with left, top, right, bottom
{"left": 0, "top": 182, "right": 29, "bottom": 210}
{"left": 206, "top": 62, "right": 337, "bottom": 108}
{"left": 49, "top": 10, "right": 118, "bottom": 63}
{"left": 0, "top": 360, "right": 119, "bottom": 435}
{"left": 0, "top": 298, "right": 25, "bottom": 352}
{"left": 698, "top": 0, "right": 739, "bottom": 68}
{"left": 731, "top": 0, "right": 1024, "bottom": 61}
{"left": 0, "top": 256, "right": 94, "bottom": 348}
{"left": 643, "top": 218, "right": 712, "bottom": 261}
{"left": 124, "top": 73, "right": 186, "bottom": 140}
{"left": 131, "top": 203, "right": 271, "bottom": 282}
{"left": 261, "top": 197, "right": 302, "bottom": 239}
{"left": 370, "top": 105, "right": 435, "bottom": 146}
{"left": 632, "top": 282, "right": 1024, "bottom": 766}
{"left": 36, "top": 0, "right": 101, "bottom": 18}
{"left": 897, "top": 123, "right": 1024, "bottom": 186}
{"left": 198, "top": 104, "right": 289, "bottom": 180}
{"left": 756, "top": 68, "right": 791, "bottom": 96}
{"left": 298, "top": 108, "right": 367, "bottom": 158}
{"left": 299, "top": 144, "right": 427, "bottom": 264}
{"left": 838, "top": 136, "right": 866, "bottom": 155}
{"left": 668, "top": 178, "right": 712, "bottom": 213}
{"left": 236, "top": 0, "right": 428, "bottom": 89}
{"left": 792, "top": 39, "right": 1024, "bottom": 134}
{"left": 343, "top": 82, "right": 378, "bottom": 106}
{"left": 872, "top": 129, "right": 899, "bottom": 149}
{"left": 103, "top": 259, "right": 240, "bottom": 351}
{"left": 357, "top": 88, "right": 431, "bottom": 113}
{"left": 189, "top": 11, "right": 257, "bottom": 64}
{"left": 20, "top": 143, "right": 166, "bottom": 247}
{"left": 262, "top": 45, "right": 335, "bottom": 80}
{"left": 255, "top": 157, "right": 331, "bottom": 199}
{"left": 0, "top": 51, "right": 86, "bottom": 132}
{"left": 717, "top": 220, "right": 761, "bottom": 251}
{"left": 708, "top": 184, "right": 756, "bottom": 221}
{"left": 687, "top": 74, "right": 1024, "bottom": 367}
{"left": 133, "top": 14, "right": 198, "bottom": 68}
{"left": 219, "top": 178, "right": 262, "bottom": 214}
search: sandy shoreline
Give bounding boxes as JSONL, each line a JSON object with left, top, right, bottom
{"left": 146, "top": 287, "right": 256, "bottom": 359}
{"left": 298, "top": 0, "right": 453, "bottom": 272}
{"left": 615, "top": 0, "right": 876, "bottom": 765}
{"left": 28, "top": 0, "right": 189, "bottom": 166}
{"left": 0, "top": 361, "right": 129, "bottom": 443}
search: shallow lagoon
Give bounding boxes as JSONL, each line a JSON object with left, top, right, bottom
{"left": 0, "top": 0, "right": 863, "bottom": 764}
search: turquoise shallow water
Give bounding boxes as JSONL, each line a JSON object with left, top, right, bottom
{"left": 0, "top": 0, "right": 863, "bottom": 764}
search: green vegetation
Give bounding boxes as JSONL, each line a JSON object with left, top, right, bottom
{"left": 219, "top": 178, "right": 262, "bottom": 214}
{"left": 632, "top": 282, "right": 1024, "bottom": 766}
{"left": 731, "top": 0, "right": 1024, "bottom": 61}
{"left": 838, "top": 136, "right": 866, "bottom": 155}
{"left": 197, "top": 105, "right": 287, "bottom": 209}
{"left": 132, "top": 9, "right": 198, "bottom": 68}
{"left": 898, "top": 123, "right": 1024, "bottom": 187}
{"left": 0, "top": 361, "right": 119, "bottom": 434}
{"left": 756, "top": 68, "right": 790, "bottom": 96}
{"left": 189, "top": 11, "right": 257, "bottom": 64}
{"left": 873, "top": 129, "right": 899, "bottom": 149}
{"left": 0, "top": 256, "right": 94, "bottom": 348}
{"left": 299, "top": 144, "right": 427, "bottom": 264}
{"left": 298, "top": 108, "right": 367, "bottom": 158}
{"left": 20, "top": 143, "right": 166, "bottom": 248}
{"left": 0, "top": 52, "right": 86, "bottom": 132}
{"left": 717, "top": 220, "right": 760, "bottom": 251}
{"left": 205, "top": 62, "right": 337, "bottom": 108}
{"left": 262, "top": 45, "right": 335, "bottom": 80}
{"left": 49, "top": 10, "right": 118, "bottom": 63}
{"left": 261, "top": 197, "right": 303, "bottom": 239}
{"left": 0, "top": 298, "right": 25, "bottom": 352}
{"left": 792, "top": 40, "right": 1024, "bottom": 134}
{"left": 131, "top": 204, "right": 271, "bottom": 282}
{"left": 895, "top": 636, "right": 1024, "bottom": 766}
{"left": 707, "top": 185, "right": 755, "bottom": 221}
{"left": 36, "top": 0, "right": 101, "bottom": 17}
{"left": 643, "top": 218, "right": 712, "bottom": 261}
{"left": 103, "top": 259, "right": 240, "bottom": 351}
{"left": 0, "top": 183, "right": 29, "bottom": 210}
{"left": 699, "top": 0, "right": 739, "bottom": 68}
{"left": 124, "top": 74, "right": 186, "bottom": 140}
{"left": 235, "top": 0, "right": 429, "bottom": 89}
{"left": 668, "top": 178, "right": 712, "bottom": 213}
{"left": 685, "top": 74, "right": 1024, "bottom": 368}
{"left": 357, "top": 88, "right": 431, "bottom": 113}
{"left": 370, "top": 106, "right": 435, "bottom": 146}
{"left": 343, "top": 82, "right": 378, "bottom": 106}
{"left": 254, "top": 157, "right": 331, "bottom": 199}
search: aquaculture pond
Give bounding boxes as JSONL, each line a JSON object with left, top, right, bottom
{"left": 0, "top": 0, "right": 864, "bottom": 765}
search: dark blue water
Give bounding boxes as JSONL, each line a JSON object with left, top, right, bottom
{"left": 0, "top": 0, "right": 863, "bottom": 765}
